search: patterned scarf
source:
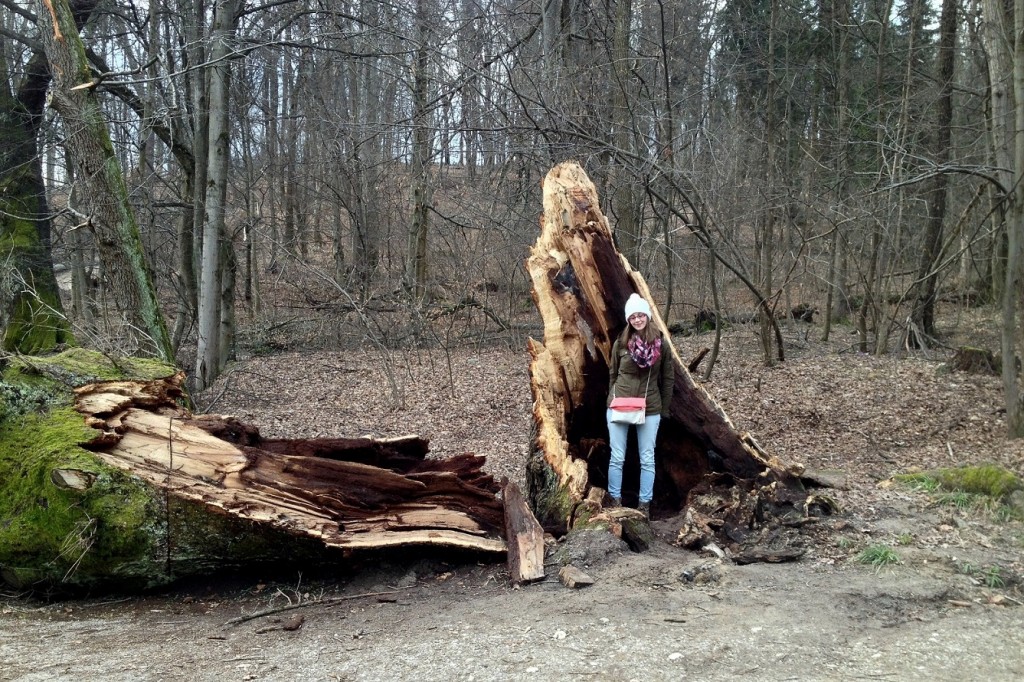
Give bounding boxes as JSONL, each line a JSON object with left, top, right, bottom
{"left": 627, "top": 335, "right": 661, "bottom": 369}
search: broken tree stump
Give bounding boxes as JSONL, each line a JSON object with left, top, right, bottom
{"left": 525, "top": 162, "right": 811, "bottom": 552}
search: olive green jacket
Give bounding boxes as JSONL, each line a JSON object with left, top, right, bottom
{"left": 607, "top": 333, "right": 676, "bottom": 417}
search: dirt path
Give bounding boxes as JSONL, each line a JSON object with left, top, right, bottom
{"left": 3, "top": 536, "right": 1023, "bottom": 681}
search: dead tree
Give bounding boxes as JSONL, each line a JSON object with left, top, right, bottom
{"left": 526, "top": 162, "right": 814, "bottom": 551}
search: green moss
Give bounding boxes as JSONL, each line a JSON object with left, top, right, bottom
{"left": 8, "top": 347, "right": 175, "bottom": 383}
{"left": 1, "top": 349, "right": 174, "bottom": 425}
{"left": 895, "top": 465, "right": 1021, "bottom": 500}
{"left": 0, "top": 351, "right": 175, "bottom": 590}
{"left": 0, "top": 407, "right": 165, "bottom": 590}
{"left": 894, "top": 465, "right": 1023, "bottom": 522}
{"left": 2, "top": 292, "right": 74, "bottom": 355}
{"left": 526, "top": 449, "right": 576, "bottom": 533}
{"left": 936, "top": 465, "right": 1022, "bottom": 499}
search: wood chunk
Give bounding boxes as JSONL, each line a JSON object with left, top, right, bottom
{"left": 282, "top": 614, "right": 305, "bottom": 631}
{"left": 950, "top": 347, "right": 1000, "bottom": 375}
{"left": 558, "top": 564, "right": 595, "bottom": 588}
{"left": 503, "top": 481, "right": 545, "bottom": 583}
{"left": 50, "top": 468, "right": 96, "bottom": 490}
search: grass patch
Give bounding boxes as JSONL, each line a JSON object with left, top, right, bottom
{"left": 982, "top": 566, "right": 1005, "bottom": 589}
{"left": 935, "top": 491, "right": 980, "bottom": 511}
{"left": 893, "top": 465, "right": 1023, "bottom": 521}
{"left": 893, "top": 472, "right": 941, "bottom": 493}
{"left": 957, "top": 561, "right": 1008, "bottom": 589}
{"left": 856, "top": 544, "right": 900, "bottom": 570}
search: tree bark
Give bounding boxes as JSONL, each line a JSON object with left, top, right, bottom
{"left": 195, "top": 0, "right": 240, "bottom": 390}
{"left": 909, "top": 0, "right": 957, "bottom": 344}
{"left": 526, "top": 163, "right": 808, "bottom": 545}
{"left": 35, "top": 0, "right": 173, "bottom": 362}
{"left": 407, "top": 0, "right": 432, "bottom": 301}
{"left": 1, "top": 50, "right": 72, "bottom": 353}
{"left": 982, "top": 0, "right": 1024, "bottom": 435}
{"left": 1006, "top": 0, "right": 1024, "bottom": 436}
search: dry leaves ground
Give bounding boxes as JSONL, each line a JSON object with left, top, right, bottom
{"left": 3, "top": 309, "right": 1024, "bottom": 681}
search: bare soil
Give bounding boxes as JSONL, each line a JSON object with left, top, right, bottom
{"left": 3, "top": 311, "right": 1024, "bottom": 681}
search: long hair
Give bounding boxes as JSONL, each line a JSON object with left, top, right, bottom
{"left": 618, "top": 318, "right": 660, "bottom": 346}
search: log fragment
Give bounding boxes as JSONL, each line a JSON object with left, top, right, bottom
{"left": 502, "top": 481, "right": 546, "bottom": 583}
{"left": 732, "top": 547, "right": 806, "bottom": 565}
{"left": 526, "top": 162, "right": 812, "bottom": 554}
{"left": 558, "top": 564, "right": 594, "bottom": 588}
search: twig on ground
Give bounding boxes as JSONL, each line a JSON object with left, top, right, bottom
{"left": 223, "top": 587, "right": 415, "bottom": 626}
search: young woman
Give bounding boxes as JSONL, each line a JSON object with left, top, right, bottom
{"left": 606, "top": 293, "right": 675, "bottom": 516}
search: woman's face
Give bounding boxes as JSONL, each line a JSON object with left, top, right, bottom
{"left": 629, "top": 313, "right": 648, "bottom": 332}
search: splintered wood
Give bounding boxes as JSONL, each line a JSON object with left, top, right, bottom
{"left": 502, "top": 481, "right": 545, "bottom": 583}
{"left": 74, "top": 374, "right": 507, "bottom": 554}
{"left": 526, "top": 162, "right": 815, "bottom": 554}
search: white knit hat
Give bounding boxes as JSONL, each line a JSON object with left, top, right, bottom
{"left": 624, "top": 293, "right": 652, "bottom": 321}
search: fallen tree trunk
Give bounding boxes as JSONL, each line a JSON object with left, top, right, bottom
{"left": 0, "top": 351, "right": 508, "bottom": 591}
{"left": 526, "top": 162, "right": 815, "bottom": 552}
{"left": 75, "top": 374, "right": 507, "bottom": 555}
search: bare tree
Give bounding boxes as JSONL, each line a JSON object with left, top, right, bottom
{"left": 35, "top": 0, "right": 173, "bottom": 361}
{"left": 195, "top": 0, "right": 241, "bottom": 389}
{"left": 1, "top": 21, "right": 72, "bottom": 353}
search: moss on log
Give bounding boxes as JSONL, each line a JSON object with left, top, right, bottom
{"left": 0, "top": 351, "right": 175, "bottom": 590}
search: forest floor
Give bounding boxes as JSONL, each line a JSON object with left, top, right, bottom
{"left": 3, "top": 307, "right": 1024, "bottom": 681}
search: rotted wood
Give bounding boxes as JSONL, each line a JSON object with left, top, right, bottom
{"left": 74, "top": 374, "right": 507, "bottom": 554}
{"left": 526, "top": 162, "right": 811, "bottom": 555}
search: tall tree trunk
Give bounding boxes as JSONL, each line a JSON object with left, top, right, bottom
{"left": 610, "top": 0, "right": 640, "bottom": 265}
{"left": 981, "top": 0, "right": 1024, "bottom": 435}
{"left": 1004, "top": 0, "right": 1024, "bottom": 436}
{"left": 195, "top": 0, "right": 240, "bottom": 390}
{"left": 0, "top": 48, "right": 72, "bottom": 353}
{"left": 187, "top": 0, "right": 209, "bottom": 295}
{"left": 908, "top": 0, "right": 958, "bottom": 344}
{"left": 407, "top": 0, "right": 432, "bottom": 301}
{"left": 859, "top": 0, "right": 893, "bottom": 354}
{"left": 822, "top": 0, "right": 852, "bottom": 341}
{"left": 35, "top": 0, "right": 173, "bottom": 362}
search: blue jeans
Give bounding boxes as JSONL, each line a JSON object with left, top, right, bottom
{"left": 606, "top": 410, "right": 661, "bottom": 503}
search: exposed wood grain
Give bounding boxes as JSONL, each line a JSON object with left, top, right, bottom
{"left": 74, "top": 375, "right": 507, "bottom": 555}
{"left": 502, "top": 481, "right": 545, "bottom": 583}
